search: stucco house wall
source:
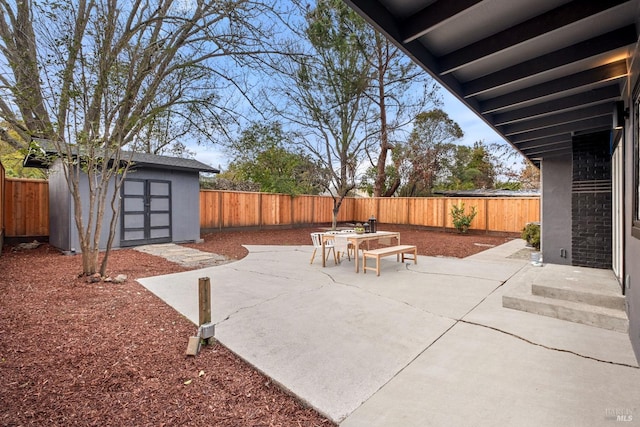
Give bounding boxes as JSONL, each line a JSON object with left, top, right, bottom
{"left": 541, "top": 155, "right": 572, "bottom": 265}
{"left": 624, "top": 41, "right": 640, "bottom": 360}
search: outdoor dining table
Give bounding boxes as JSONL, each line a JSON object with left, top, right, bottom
{"left": 321, "top": 230, "right": 401, "bottom": 273}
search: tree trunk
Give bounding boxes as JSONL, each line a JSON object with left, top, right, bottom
{"left": 82, "top": 248, "right": 100, "bottom": 276}
{"left": 373, "top": 38, "right": 389, "bottom": 197}
{"left": 100, "top": 179, "right": 124, "bottom": 276}
{"left": 384, "top": 178, "right": 401, "bottom": 197}
{"left": 332, "top": 200, "right": 341, "bottom": 230}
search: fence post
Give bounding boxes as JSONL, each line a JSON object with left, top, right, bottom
{"left": 258, "top": 192, "right": 263, "bottom": 228}
{"left": 290, "top": 194, "right": 295, "bottom": 226}
{"left": 198, "top": 277, "right": 211, "bottom": 326}
{"left": 217, "top": 191, "right": 222, "bottom": 230}
{"left": 484, "top": 198, "right": 489, "bottom": 233}
{"left": 441, "top": 198, "right": 447, "bottom": 230}
{"left": 406, "top": 198, "right": 410, "bottom": 225}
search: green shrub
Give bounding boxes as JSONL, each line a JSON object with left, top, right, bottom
{"left": 450, "top": 203, "right": 477, "bottom": 233}
{"left": 521, "top": 222, "right": 540, "bottom": 250}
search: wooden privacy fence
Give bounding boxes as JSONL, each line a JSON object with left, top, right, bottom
{"left": 200, "top": 191, "right": 356, "bottom": 229}
{"left": 0, "top": 162, "right": 4, "bottom": 244}
{"left": 200, "top": 190, "right": 540, "bottom": 233}
{"left": 3, "top": 178, "right": 49, "bottom": 237}
{"left": 1, "top": 183, "right": 539, "bottom": 238}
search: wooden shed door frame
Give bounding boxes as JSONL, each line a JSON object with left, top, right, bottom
{"left": 120, "top": 178, "right": 172, "bottom": 246}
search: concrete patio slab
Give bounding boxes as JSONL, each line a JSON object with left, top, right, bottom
{"left": 139, "top": 245, "right": 456, "bottom": 421}
{"left": 216, "top": 281, "right": 455, "bottom": 421}
{"left": 137, "top": 240, "right": 640, "bottom": 425}
{"left": 464, "top": 263, "right": 639, "bottom": 367}
{"left": 138, "top": 250, "right": 326, "bottom": 325}
{"left": 340, "top": 322, "right": 640, "bottom": 427}
{"left": 370, "top": 257, "right": 523, "bottom": 318}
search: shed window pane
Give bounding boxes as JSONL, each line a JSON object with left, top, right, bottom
{"left": 124, "top": 230, "right": 144, "bottom": 240}
{"left": 150, "top": 198, "right": 169, "bottom": 211}
{"left": 150, "top": 181, "right": 170, "bottom": 196}
{"left": 151, "top": 214, "right": 170, "bottom": 227}
{"left": 124, "top": 198, "right": 144, "bottom": 212}
{"left": 124, "top": 180, "right": 144, "bottom": 195}
{"left": 124, "top": 214, "right": 144, "bottom": 228}
{"left": 150, "top": 229, "right": 170, "bottom": 238}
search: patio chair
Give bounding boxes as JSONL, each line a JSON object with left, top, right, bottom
{"left": 339, "top": 229, "right": 356, "bottom": 260}
{"left": 310, "top": 232, "right": 337, "bottom": 265}
{"left": 324, "top": 230, "right": 356, "bottom": 261}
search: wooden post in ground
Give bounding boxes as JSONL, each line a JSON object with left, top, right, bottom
{"left": 198, "top": 277, "right": 211, "bottom": 326}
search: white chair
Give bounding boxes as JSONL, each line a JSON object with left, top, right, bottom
{"left": 310, "top": 232, "right": 337, "bottom": 265}
{"left": 324, "top": 230, "right": 356, "bottom": 261}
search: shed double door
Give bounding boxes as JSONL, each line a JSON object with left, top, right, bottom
{"left": 121, "top": 179, "right": 172, "bottom": 246}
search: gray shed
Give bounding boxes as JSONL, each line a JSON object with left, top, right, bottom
{"left": 25, "top": 143, "right": 219, "bottom": 252}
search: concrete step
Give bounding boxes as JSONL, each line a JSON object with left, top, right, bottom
{"left": 503, "top": 293, "right": 629, "bottom": 333}
{"left": 532, "top": 283, "right": 625, "bottom": 311}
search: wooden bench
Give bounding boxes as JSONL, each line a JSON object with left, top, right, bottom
{"left": 363, "top": 245, "right": 417, "bottom": 276}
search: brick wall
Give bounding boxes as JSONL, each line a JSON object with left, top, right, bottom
{"left": 571, "top": 131, "right": 612, "bottom": 268}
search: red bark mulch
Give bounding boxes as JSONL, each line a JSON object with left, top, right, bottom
{"left": 0, "top": 226, "right": 515, "bottom": 426}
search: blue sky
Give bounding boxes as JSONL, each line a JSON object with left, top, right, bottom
{"left": 439, "top": 90, "right": 508, "bottom": 148}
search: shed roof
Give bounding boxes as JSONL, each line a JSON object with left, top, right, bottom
{"left": 24, "top": 139, "right": 219, "bottom": 174}
{"left": 126, "top": 151, "right": 219, "bottom": 173}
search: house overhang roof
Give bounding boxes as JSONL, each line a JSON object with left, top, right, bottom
{"left": 343, "top": 0, "right": 640, "bottom": 166}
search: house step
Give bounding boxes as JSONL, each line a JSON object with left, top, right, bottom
{"left": 502, "top": 293, "right": 629, "bottom": 333}
{"left": 531, "top": 283, "right": 625, "bottom": 311}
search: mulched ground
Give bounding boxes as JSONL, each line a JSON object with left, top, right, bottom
{"left": 184, "top": 225, "right": 516, "bottom": 260}
{"left": 0, "top": 226, "right": 515, "bottom": 426}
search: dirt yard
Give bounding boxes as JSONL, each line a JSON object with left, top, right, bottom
{"left": 0, "top": 226, "right": 515, "bottom": 426}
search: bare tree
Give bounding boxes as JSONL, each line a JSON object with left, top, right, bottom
{"left": 357, "top": 30, "right": 441, "bottom": 197}
{"left": 267, "top": 0, "right": 371, "bottom": 228}
{"left": 0, "top": 0, "right": 282, "bottom": 275}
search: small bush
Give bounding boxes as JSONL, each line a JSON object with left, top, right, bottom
{"left": 450, "top": 203, "right": 477, "bottom": 233}
{"left": 521, "top": 222, "right": 540, "bottom": 250}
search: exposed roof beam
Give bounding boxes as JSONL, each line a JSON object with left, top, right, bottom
{"left": 510, "top": 116, "right": 612, "bottom": 144}
{"left": 344, "top": 0, "right": 637, "bottom": 164}
{"left": 500, "top": 103, "right": 614, "bottom": 135}
{"left": 481, "top": 60, "right": 627, "bottom": 113}
{"left": 401, "top": 0, "right": 483, "bottom": 43}
{"left": 515, "top": 134, "right": 572, "bottom": 150}
{"left": 342, "top": 0, "right": 480, "bottom": 111}
{"left": 523, "top": 146, "right": 573, "bottom": 158}
{"left": 342, "top": 0, "right": 404, "bottom": 40}
{"left": 463, "top": 26, "right": 637, "bottom": 98}
{"left": 522, "top": 144, "right": 572, "bottom": 156}
{"left": 439, "top": 0, "right": 629, "bottom": 74}
{"left": 491, "top": 85, "right": 621, "bottom": 125}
